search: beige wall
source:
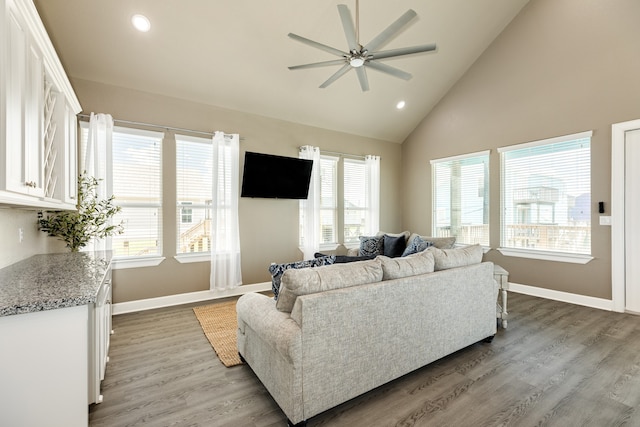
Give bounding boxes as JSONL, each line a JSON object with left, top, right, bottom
{"left": 0, "top": 209, "right": 67, "bottom": 270}
{"left": 71, "top": 79, "right": 402, "bottom": 303}
{"left": 402, "top": 0, "right": 640, "bottom": 300}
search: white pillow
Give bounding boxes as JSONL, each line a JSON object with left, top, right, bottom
{"left": 378, "top": 250, "right": 435, "bottom": 280}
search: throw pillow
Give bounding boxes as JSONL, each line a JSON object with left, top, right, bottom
{"left": 378, "top": 250, "right": 435, "bottom": 280}
{"left": 276, "top": 258, "right": 383, "bottom": 313}
{"left": 407, "top": 234, "right": 456, "bottom": 249}
{"left": 401, "top": 235, "right": 434, "bottom": 257}
{"left": 383, "top": 234, "right": 406, "bottom": 257}
{"left": 429, "top": 244, "right": 483, "bottom": 271}
{"left": 358, "top": 235, "right": 384, "bottom": 257}
{"left": 268, "top": 255, "right": 336, "bottom": 300}
{"left": 376, "top": 230, "right": 411, "bottom": 243}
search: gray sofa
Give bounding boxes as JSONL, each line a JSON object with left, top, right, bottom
{"left": 236, "top": 246, "right": 498, "bottom": 426}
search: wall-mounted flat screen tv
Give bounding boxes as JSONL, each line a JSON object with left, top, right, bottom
{"left": 241, "top": 151, "right": 313, "bottom": 199}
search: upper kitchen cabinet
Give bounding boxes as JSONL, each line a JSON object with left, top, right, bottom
{"left": 0, "top": 0, "right": 81, "bottom": 209}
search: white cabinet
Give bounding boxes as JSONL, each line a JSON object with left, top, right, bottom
{"left": 0, "top": 305, "right": 89, "bottom": 427}
{"left": 89, "top": 266, "right": 113, "bottom": 404}
{"left": 0, "top": 0, "right": 81, "bottom": 209}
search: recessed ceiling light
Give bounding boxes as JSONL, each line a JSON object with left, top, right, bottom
{"left": 396, "top": 100, "right": 406, "bottom": 110}
{"left": 131, "top": 14, "right": 151, "bottom": 32}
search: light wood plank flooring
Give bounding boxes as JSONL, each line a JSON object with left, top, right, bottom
{"left": 90, "top": 293, "right": 640, "bottom": 427}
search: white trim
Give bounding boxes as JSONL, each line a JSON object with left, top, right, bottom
{"left": 430, "top": 149, "right": 490, "bottom": 164}
{"left": 509, "top": 282, "right": 613, "bottom": 311}
{"left": 112, "top": 282, "right": 271, "bottom": 315}
{"left": 497, "top": 247, "right": 593, "bottom": 264}
{"left": 174, "top": 253, "right": 210, "bottom": 263}
{"left": 497, "top": 130, "right": 593, "bottom": 153}
{"left": 112, "top": 256, "right": 165, "bottom": 269}
{"left": 611, "top": 119, "right": 640, "bottom": 312}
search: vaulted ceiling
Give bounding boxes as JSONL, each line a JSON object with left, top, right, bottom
{"left": 34, "top": 0, "right": 530, "bottom": 143}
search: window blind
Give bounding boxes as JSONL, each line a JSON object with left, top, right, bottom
{"left": 111, "top": 127, "right": 163, "bottom": 257}
{"left": 344, "top": 158, "right": 366, "bottom": 244}
{"left": 499, "top": 131, "right": 591, "bottom": 255}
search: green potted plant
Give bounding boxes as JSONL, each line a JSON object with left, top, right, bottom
{"left": 38, "top": 173, "right": 124, "bottom": 252}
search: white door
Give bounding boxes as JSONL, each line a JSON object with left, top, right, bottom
{"left": 625, "top": 129, "right": 640, "bottom": 312}
{"left": 612, "top": 120, "right": 640, "bottom": 313}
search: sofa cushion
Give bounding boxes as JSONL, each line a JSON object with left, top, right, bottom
{"left": 408, "top": 234, "right": 456, "bottom": 249}
{"left": 401, "top": 235, "right": 434, "bottom": 257}
{"left": 383, "top": 234, "right": 407, "bottom": 257}
{"left": 358, "top": 235, "right": 384, "bottom": 257}
{"left": 429, "top": 244, "right": 483, "bottom": 271}
{"left": 268, "top": 256, "right": 336, "bottom": 300}
{"left": 378, "top": 250, "right": 435, "bottom": 280}
{"left": 276, "top": 258, "right": 383, "bottom": 313}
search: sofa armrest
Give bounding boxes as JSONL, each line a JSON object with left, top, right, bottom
{"left": 236, "top": 292, "right": 301, "bottom": 363}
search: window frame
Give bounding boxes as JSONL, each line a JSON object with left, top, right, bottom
{"left": 498, "top": 130, "right": 593, "bottom": 264}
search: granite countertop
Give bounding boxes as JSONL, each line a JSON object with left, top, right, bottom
{"left": 0, "top": 251, "right": 112, "bottom": 317}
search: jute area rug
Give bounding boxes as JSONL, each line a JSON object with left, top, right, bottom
{"left": 193, "top": 300, "right": 243, "bottom": 367}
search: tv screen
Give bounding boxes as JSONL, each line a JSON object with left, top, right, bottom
{"left": 241, "top": 151, "right": 313, "bottom": 199}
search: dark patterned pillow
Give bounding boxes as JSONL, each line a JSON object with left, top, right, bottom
{"left": 358, "top": 235, "right": 384, "bottom": 257}
{"left": 268, "top": 255, "right": 336, "bottom": 300}
{"left": 401, "top": 235, "right": 434, "bottom": 257}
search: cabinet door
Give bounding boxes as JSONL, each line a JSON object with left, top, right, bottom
{"left": 3, "top": 1, "right": 44, "bottom": 197}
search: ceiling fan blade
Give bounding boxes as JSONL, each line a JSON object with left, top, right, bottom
{"left": 337, "top": 4, "right": 359, "bottom": 52}
{"left": 371, "top": 44, "right": 437, "bottom": 60}
{"left": 355, "top": 66, "right": 369, "bottom": 92}
{"left": 288, "top": 33, "right": 347, "bottom": 57}
{"left": 366, "top": 61, "right": 412, "bottom": 80}
{"left": 363, "top": 9, "right": 417, "bottom": 52}
{"left": 289, "top": 59, "right": 347, "bottom": 70}
{"left": 319, "top": 64, "right": 352, "bottom": 88}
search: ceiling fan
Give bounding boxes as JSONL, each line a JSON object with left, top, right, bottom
{"left": 288, "top": 0, "right": 437, "bottom": 92}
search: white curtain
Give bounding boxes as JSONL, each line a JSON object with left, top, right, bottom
{"left": 210, "top": 131, "right": 242, "bottom": 290}
{"left": 82, "top": 113, "right": 113, "bottom": 252}
{"left": 365, "top": 155, "right": 380, "bottom": 235}
{"left": 299, "top": 145, "right": 321, "bottom": 259}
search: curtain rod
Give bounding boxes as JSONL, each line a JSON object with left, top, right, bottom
{"left": 300, "top": 147, "right": 375, "bottom": 160}
{"left": 77, "top": 114, "right": 244, "bottom": 140}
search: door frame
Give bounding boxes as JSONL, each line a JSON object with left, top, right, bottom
{"left": 611, "top": 119, "right": 640, "bottom": 312}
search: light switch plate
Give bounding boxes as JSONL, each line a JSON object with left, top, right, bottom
{"left": 599, "top": 216, "right": 612, "bottom": 226}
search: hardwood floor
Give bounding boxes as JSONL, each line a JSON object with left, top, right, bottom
{"left": 90, "top": 293, "right": 640, "bottom": 427}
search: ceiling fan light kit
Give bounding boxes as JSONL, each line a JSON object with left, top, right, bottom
{"left": 288, "top": 1, "right": 436, "bottom": 92}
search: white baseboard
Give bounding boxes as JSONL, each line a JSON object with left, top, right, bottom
{"left": 509, "top": 282, "right": 614, "bottom": 311}
{"left": 112, "top": 281, "right": 614, "bottom": 316}
{"left": 112, "top": 282, "right": 272, "bottom": 315}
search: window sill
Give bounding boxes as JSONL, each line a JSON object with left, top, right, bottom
{"left": 497, "top": 247, "right": 593, "bottom": 264}
{"left": 112, "top": 256, "right": 166, "bottom": 270}
{"left": 174, "top": 253, "right": 210, "bottom": 264}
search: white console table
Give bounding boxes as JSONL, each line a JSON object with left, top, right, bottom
{"left": 494, "top": 265, "right": 509, "bottom": 329}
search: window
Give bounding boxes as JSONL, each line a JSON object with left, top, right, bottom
{"left": 499, "top": 131, "right": 592, "bottom": 261}
{"left": 319, "top": 156, "right": 338, "bottom": 245}
{"left": 344, "top": 158, "right": 367, "bottom": 244}
{"left": 431, "top": 151, "right": 490, "bottom": 246}
{"left": 176, "top": 134, "right": 213, "bottom": 254}
{"left": 300, "top": 153, "right": 378, "bottom": 250}
{"left": 110, "top": 127, "right": 163, "bottom": 258}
